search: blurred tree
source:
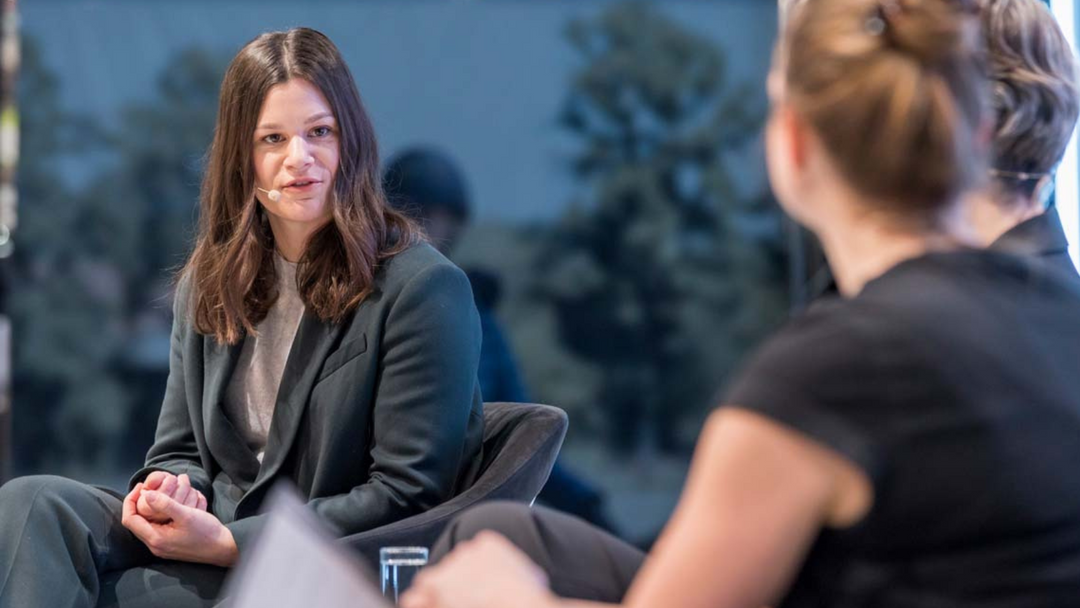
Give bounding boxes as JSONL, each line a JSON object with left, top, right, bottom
{"left": 96, "top": 47, "right": 224, "bottom": 471}
{"left": 12, "top": 36, "right": 130, "bottom": 475}
{"left": 99, "top": 47, "right": 222, "bottom": 299}
{"left": 13, "top": 40, "right": 224, "bottom": 479}
{"left": 535, "top": 1, "right": 787, "bottom": 455}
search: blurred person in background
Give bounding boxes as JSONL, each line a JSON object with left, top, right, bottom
{"left": 0, "top": 28, "right": 484, "bottom": 607}
{"left": 384, "top": 147, "right": 621, "bottom": 535}
{"left": 399, "top": 0, "right": 1080, "bottom": 606}
{"left": 383, "top": 148, "right": 472, "bottom": 257}
{"left": 967, "top": 0, "right": 1080, "bottom": 278}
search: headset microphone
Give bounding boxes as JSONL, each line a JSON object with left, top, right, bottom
{"left": 256, "top": 187, "right": 283, "bottom": 202}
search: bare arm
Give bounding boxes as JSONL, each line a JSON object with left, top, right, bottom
{"left": 403, "top": 408, "right": 870, "bottom": 608}
{"left": 618, "top": 407, "right": 871, "bottom": 608}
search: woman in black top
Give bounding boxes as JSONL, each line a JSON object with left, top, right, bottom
{"left": 399, "top": 0, "right": 1080, "bottom": 607}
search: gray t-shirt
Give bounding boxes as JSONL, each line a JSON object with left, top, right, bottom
{"left": 224, "top": 254, "right": 305, "bottom": 463}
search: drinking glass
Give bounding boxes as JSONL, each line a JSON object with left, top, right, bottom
{"left": 379, "top": 546, "right": 429, "bottom": 605}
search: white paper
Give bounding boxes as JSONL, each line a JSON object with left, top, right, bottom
{"left": 225, "top": 484, "right": 392, "bottom": 608}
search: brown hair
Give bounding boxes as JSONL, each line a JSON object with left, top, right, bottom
{"left": 182, "top": 28, "right": 421, "bottom": 345}
{"left": 782, "top": 0, "right": 990, "bottom": 217}
{"left": 983, "top": 0, "right": 1080, "bottom": 202}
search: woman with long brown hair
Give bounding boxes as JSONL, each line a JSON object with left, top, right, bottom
{"left": 0, "top": 28, "right": 484, "bottom": 607}
{"left": 400, "top": 0, "right": 1080, "bottom": 606}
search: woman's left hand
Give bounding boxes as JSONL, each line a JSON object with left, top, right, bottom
{"left": 401, "top": 531, "right": 554, "bottom": 608}
{"left": 122, "top": 482, "right": 239, "bottom": 567}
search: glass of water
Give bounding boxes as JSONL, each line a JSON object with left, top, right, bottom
{"left": 380, "top": 546, "right": 429, "bottom": 605}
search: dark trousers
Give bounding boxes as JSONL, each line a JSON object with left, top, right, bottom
{"left": 537, "top": 462, "right": 620, "bottom": 535}
{"left": 431, "top": 501, "right": 646, "bottom": 603}
{"left": 0, "top": 475, "right": 228, "bottom": 608}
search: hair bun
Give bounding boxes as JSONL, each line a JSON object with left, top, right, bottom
{"left": 781, "top": 0, "right": 990, "bottom": 216}
{"left": 879, "top": 0, "right": 981, "bottom": 68}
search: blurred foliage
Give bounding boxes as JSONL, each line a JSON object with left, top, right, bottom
{"left": 530, "top": 2, "right": 788, "bottom": 455}
{"left": 13, "top": 37, "right": 225, "bottom": 478}
{"left": 14, "top": 1, "right": 786, "bottom": 481}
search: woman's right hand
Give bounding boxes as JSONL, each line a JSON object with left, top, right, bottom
{"left": 401, "top": 531, "right": 553, "bottom": 608}
{"left": 137, "top": 471, "right": 208, "bottom": 522}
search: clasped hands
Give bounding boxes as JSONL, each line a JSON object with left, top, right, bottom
{"left": 120, "top": 471, "right": 239, "bottom": 567}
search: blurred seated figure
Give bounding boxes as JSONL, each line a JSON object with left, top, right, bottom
{"left": 384, "top": 148, "right": 620, "bottom": 534}
{"left": 399, "top": 1, "right": 1080, "bottom": 607}
{"left": 463, "top": 269, "right": 531, "bottom": 408}
{"left": 965, "top": 0, "right": 1080, "bottom": 279}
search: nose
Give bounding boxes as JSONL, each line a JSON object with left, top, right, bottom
{"left": 283, "top": 136, "right": 314, "bottom": 170}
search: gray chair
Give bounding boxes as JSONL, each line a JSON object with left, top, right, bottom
{"left": 341, "top": 402, "right": 568, "bottom": 567}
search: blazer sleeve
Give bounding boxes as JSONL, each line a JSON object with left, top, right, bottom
{"left": 226, "top": 261, "right": 483, "bottom": 552}
{"left": 128, "top": 280, "right": 213, "bottom": 498}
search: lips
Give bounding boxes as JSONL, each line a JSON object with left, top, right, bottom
{"left": 283, "top": 178, "right": 321, "bottom": 188}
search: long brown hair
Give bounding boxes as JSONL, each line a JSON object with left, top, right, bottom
{"left": 182, "top": 28, "right": 421, "bottom": 345}
{"left": 782, "top": 0, "right": 990, "bottom": 217}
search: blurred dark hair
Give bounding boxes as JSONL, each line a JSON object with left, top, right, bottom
{"left": 383, "top": 147, "right": 471, "bottom": 221}
{"left": 182, "top": 27, "right": 421, "bottom": 345}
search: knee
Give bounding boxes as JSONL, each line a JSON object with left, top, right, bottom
{"left": 432, "top": 501, "right": 534, "bottom": 562}
{"left": 0, "top": 475, "right": 59, "bottom": 503}
{"left": 453, "top": 501, "right": 534, "bottom": 540}
{"left": 0, "top": 475, "right": 91, "bottom": 517}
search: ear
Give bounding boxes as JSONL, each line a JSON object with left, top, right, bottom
{"left": 786, "top": 107, "right": 810, "bottom": 171}
{"left": 777, "top": 105, "right": 816, "bottom": 182}
{"left": 766, "top": 103, "right": 820, "bottom": 226}
{"left": 1033, "top": 174, "right": 1056, "bottom": 210}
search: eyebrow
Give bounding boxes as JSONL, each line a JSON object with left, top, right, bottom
{"left": 256, "top": 112, "right": 336, "bottom": 131}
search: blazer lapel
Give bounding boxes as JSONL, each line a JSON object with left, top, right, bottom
{"left": 245, "top": 310, "right": 347, "bottom": 498}
{"left": 992, "top": 208, "right": 1070, "bottom": 257}
{"left": 202, "top": 335, "right": 245, "bottom": 471}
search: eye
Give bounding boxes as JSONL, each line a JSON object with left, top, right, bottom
{"left": 310, "top": 126, "right": 334, "bottom": 138}
{"left": 261, "top": 133, "right": 285, "bottom": 144}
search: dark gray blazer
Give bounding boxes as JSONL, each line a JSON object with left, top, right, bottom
{"left": 990, "top": 207, "right": 1079, "bottom": 281}
{"left": 129, "top": 243, "right": 485, "bottom": 554}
